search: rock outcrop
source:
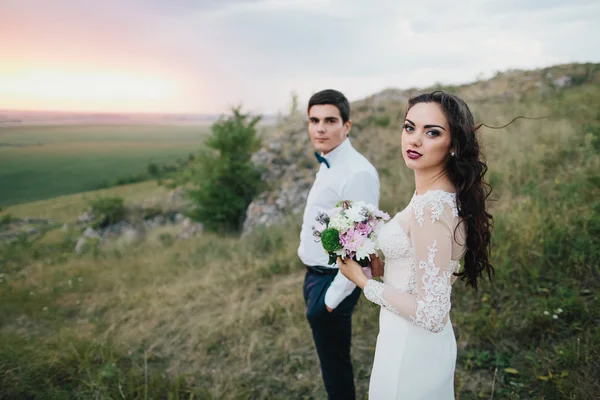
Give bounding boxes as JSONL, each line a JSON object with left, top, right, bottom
{"left": 242, "top": 116, "right": 317, "bottom": 233}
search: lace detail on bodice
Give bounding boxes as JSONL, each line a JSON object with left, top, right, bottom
{"left": 378, "top": 215, "right": 412, "bottom": 260}
{"left": 411, "top": 190, "right": 459, "bottom": 227}
{"left": 377, "top": 212, "right": 417, "bottom": 293}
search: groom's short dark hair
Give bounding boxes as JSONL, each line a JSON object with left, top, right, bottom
{"left": 307, "top": 89, "right": 350, "bottom": 124}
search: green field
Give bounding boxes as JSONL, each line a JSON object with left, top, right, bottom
{"left": 0, "top": 124, "right": 209, "bottom": 206}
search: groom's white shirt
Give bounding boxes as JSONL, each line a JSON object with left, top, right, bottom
{"left": 298, "top": 138, "right": 380, "bottom": 309}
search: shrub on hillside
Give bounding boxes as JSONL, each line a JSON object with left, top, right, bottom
{"left": 184, "top": 107, "right": 264, "bottom": 232}
{"left": 587, "top": 111, "right": 600, "bottom": 152}
{"left": 89, "top": 197, "right": 126, "bottom": 228}
{"left": 373, "top": 114, "right": 391, "bottom": 127}
{"left": 0, "top": 214, "right": 13, "bottom": 227}
{"left": 114, "top": 173, "right": 147, "bottom": 186}
{"left": 147, "top": 162, "right": 160, "bottom": 177}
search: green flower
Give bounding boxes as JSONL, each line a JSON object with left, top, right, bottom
{"left": 321, "top": 228, "right": 342, "bottom": 252}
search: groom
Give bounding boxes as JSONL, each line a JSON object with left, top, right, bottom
{"left": 299, "top": 89, "right": 380, "bottom": 399}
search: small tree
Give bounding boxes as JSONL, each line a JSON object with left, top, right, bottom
{"left": 147, "top": 162, "right": 160, "bottom": 177}
{"left": 89, "top": 197, "right": 126, "bottom": 228}
{"left": 186, "top": 107, "right": 264, "bottom": 232}
{"left": 288, "top": 90, "right": 300, "bottom": 117}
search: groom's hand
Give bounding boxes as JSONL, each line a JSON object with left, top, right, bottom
{"left": 370, "top": 254, "right": 385, "bottom": 278}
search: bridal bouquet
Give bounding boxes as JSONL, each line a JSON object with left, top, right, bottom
{"left": 312, "top": 200, "right": 390, "bottom": 268}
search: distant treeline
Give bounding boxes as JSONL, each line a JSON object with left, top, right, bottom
{"left": 94, "top": 153, "right": 195, "bottom": 190}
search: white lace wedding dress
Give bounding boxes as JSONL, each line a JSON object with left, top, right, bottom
{"left": 364, "top": 190, "right": 466, "bottom": 399}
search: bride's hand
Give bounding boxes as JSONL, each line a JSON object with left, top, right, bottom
{"left": 337, "top": 257, "right": 370, "bottom": 289}
{"left": 370, "top": 254, "right": 385, "bottom": 278}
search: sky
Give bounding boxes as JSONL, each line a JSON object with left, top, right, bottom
{"left": 1, "top": 0, "right": 599, "bottom": 114}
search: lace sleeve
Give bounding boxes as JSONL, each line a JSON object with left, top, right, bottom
{"left": 363, "top": 197, "right": 455, "bottom": 333}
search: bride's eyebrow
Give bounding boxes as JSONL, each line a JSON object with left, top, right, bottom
{"left": 405, "top": 119, "right": 446, "bottom": 131}
{"left": 424, "top": 124, "right": 446, "bottom": 131}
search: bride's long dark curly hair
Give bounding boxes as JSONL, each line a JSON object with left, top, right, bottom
{"left": 407, "top": 91, "right": 493, "bottom": 290}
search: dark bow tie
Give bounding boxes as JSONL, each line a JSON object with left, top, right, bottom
{"left": 314, "top": 152, "right": 330, "bottom": 168}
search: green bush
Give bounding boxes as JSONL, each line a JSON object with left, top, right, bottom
{"left": 185, "top": 107, "right": 264, "bottom": 232}
{"left": 0, "top": 213, "right": 13, "bottom": 227}
{"left": 89, "top": 197, "right": 126, "bottom": 228}
{"left": 373, "top": 114, "right": 391, "bottom": 127}
{"left": 147, "top": 162, "right": 160, "bottom": 177}
{"left": 113, "top": 173, "right": 148, "bottom": 186}
{"left": 588, "top": 113, "right": 600, "bottom": 152}
{"left": 94, "top": 158, "right": 196, "bottom": 191}
{"left": 159, "top": 233, "right": 174, "bottom": 247}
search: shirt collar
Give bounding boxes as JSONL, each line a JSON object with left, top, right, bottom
{"left": 322, "top": 138, "right": 352, "bottom": 166}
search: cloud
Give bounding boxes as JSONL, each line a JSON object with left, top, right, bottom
{"left": 480, "top": 0, "right": 598, "bottom": 14}
{"left": 1, "top": 0, "right": 599, "bottom": 113}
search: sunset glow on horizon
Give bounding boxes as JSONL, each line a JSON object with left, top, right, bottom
{"left": 1, "top": 0, "right": 598, "bottom": 114}
{"left": 0, "top": 1, "right": 212, "bottom": 114}
{"left": 0, "top": 66, "right": 182, "bottom": 113}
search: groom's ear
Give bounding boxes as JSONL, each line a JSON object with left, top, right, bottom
{"left": 344, "top": 119, "right": 352, "bottom": 136}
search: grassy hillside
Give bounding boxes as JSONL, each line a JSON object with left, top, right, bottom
{"left": 1, "top": 180, "right": 173, "bottom": 222}
{"left": 0, "top": 63, "right": 599, "bottom": 399}
{"left": 0, "top": 124, "right": 209, "bottom": 206}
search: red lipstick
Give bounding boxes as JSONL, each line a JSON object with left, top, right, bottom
{"left": 407, "top": 150, "right": 422, "bottom": 159}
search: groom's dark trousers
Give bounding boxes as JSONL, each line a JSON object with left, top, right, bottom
{"left": 303, "top": 265, "right": 362, "bottom": 400}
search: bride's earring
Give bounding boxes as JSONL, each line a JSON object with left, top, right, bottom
{"left": 450, "top": 151, "right": 455, "bottom": 157}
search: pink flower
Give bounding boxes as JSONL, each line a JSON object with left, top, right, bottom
{"left": 356, "top": 222, "right": 373, "bottom": 236}
{"left": 340, "top": 228, "right": 367, "bottom": 252}
{"left": 339, "top": 228, "right": 353, "bottom": 247}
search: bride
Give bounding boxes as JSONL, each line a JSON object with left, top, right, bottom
{"left": 338, "top": 91, "right": 494, "bottom": 399}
